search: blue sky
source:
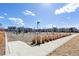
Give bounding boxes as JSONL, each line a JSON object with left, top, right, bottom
{"left": 0, "top": 3, "right": 79, "bottom": 29}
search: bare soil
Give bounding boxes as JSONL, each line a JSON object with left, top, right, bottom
{"left": 48, "top": 34, "right": 79, "bottom": 56}
{"left": 0, "top": 31, "right": 5, "bottom": 55}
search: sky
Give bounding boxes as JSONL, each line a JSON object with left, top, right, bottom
{"left": 0, "top": 3, "right": 79, "bottom": 29}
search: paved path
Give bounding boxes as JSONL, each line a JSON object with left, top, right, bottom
{"left": 6, "top": 33, "right": 79, "bottom": 56}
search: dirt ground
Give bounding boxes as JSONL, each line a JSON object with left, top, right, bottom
{"left": 0, "top": 31, "right": 5, "bottom": 56}
{"left": 48, "top": 34, "right": 79, "bottom": 56}
{"left": 7, "top": 32, "right": 71, "bottom": 46}
{"left": 7, "top": 32, "right": 36, "bottom": 45}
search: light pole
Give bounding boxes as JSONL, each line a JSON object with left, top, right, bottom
{"left": 37, "top": 20, "right": 40, "bottom": 37}
{"left": 36, "top": 20, "right": 40, "bottom": 45}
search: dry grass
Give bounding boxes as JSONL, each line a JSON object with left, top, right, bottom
{"left": 7, "top": 32, "right": 71, "bottom": 46}
{"left": 31, "top": 33, "right": 71, "bottom": 45}
{"left": 0, "top": 31, "right": 5, "bottom": 55}
{"left": 7, "top": 32, "right": 36, "bottom": 45}
{"left": 48, "top": 34, "right": 79, "bottom": 56}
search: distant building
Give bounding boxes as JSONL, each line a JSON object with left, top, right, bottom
{"left": 8, "top": 26, "right": 16, "bottom": 32}
{"left": 6, "top": 26, "right": 79, "bottom": 33}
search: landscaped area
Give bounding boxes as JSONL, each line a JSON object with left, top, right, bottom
{"left": 7, "top": 32, "right": 72, "bottom": 46}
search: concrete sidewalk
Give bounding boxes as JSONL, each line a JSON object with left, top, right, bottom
{"left": 6, "top": 33, "right": 79, "bottom": 56}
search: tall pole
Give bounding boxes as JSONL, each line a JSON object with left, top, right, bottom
{"left": 37, "top": 20, "right": 40, "bottom": 37}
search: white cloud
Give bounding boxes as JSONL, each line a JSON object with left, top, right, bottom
{"left": 47, "top": 24, "right": 53, "bottom": 28}
{"left": 40, "top": 24, "right": 57, "bottom": 29}
{"left": 9, "top": 17, "right": 24, "bottom": 27}
{"left": 4, "top": 13, "right": 7, "bottom": 16}
{"left": 23, "top": 10, "right": 36, "bottom": 16}
{"left": 55, "top": 3, "right": 79, "bottom": 15}
{"left": 44, "top": 24, "right": 56, "bottom": 29}
{"left": 0, "top": 16, "right": 4, "bottom": 19}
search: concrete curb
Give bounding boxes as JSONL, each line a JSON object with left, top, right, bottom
{"left": 5, "top": 32, "right": 11, "bottom": 55}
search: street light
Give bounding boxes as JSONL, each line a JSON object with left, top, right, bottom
{"left": 36, "top": 20, "right": 40, "bottom": 45}
{"left": 37, "top": 20, "right": 40, "bottom": 34}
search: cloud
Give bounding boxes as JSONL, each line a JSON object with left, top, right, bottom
{"left": 44, "top": 24, "right": 54, "bottom": 28}
{"left": 23, "top": 10, "right": 36, "bottom": 16}
{"left": 41, "top": 24, "right": 57, "bottom": 29}
{"left": 4, "top": 13, "right": 7, "bottom": 16}
{"left": 47, "top": 24, "right": 53, "bottom": 28}
{"left": 0, "top": 16, "right": 4, "bottom": 19}
{"left": 9, "top": 17, "right": 24, "bottom": 27}
{"left": 55, "top": 3, "right": 79, "bottom": 15}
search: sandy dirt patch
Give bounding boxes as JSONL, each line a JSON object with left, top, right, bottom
{"left": 48, "top": 33, "right": 79, "bottom": 56}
